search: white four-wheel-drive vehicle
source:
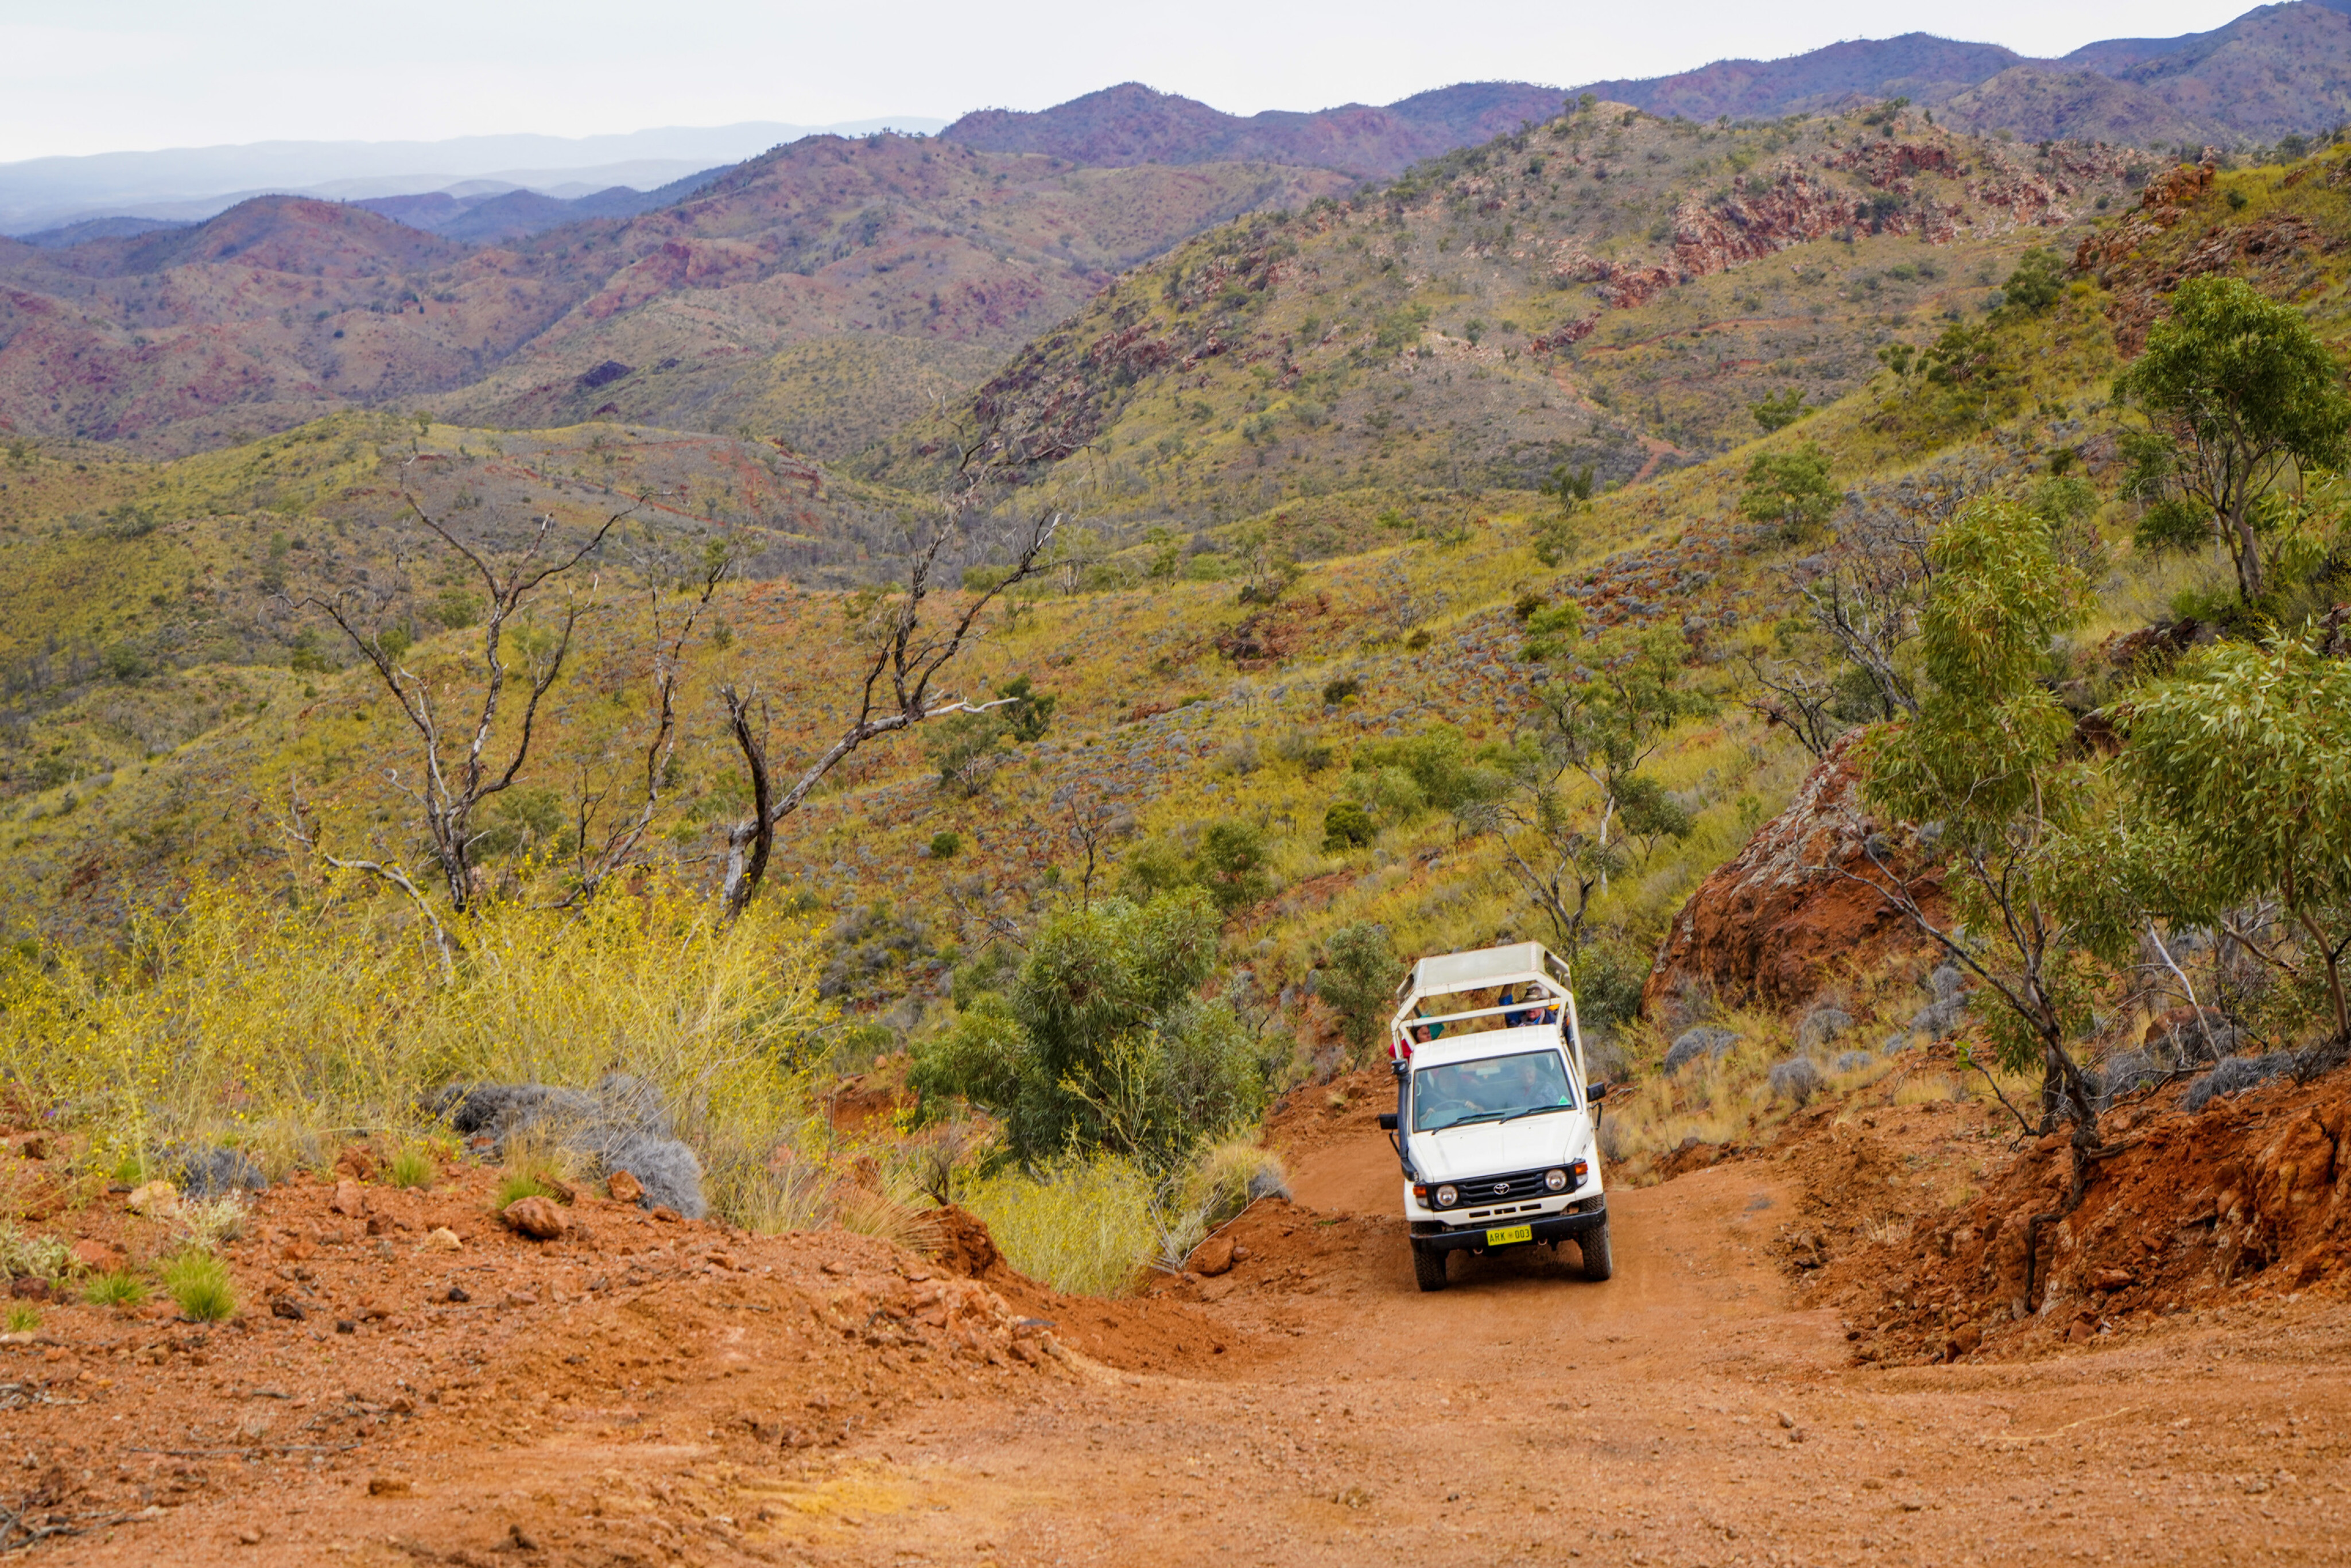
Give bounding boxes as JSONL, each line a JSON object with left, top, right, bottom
{"left": 1375, "top": 941, "right": 1612, "bottom": 1293}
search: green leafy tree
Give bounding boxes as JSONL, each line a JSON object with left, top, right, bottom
{"left": 1749, "top": 387, "right": 1809, "bottom": 433}
{"left": 1532, "top": 462, "right": 1595, "bottom": 566}
{"left": 1858, "top": 500, "right": 2116, "bottom": 1141}
{"left": 910, "top": 890, "right": 1260, "bottom": 1161}
{"left": 1193, "top": 821, "right": 1271, "bottom": 913}
{"left": 1921, "top": 321, "right": 2000, "bottom": 389}
{"left": 2000, "top": 248, "right": 2066, "bottom": 313}
{"left": 2120, "top": 631, "right": 2351, "bottom": 1044}
{"left": 2115, "top": 274, "right": 2351, "bottom": 603}
{"left": 995, "top": 675, "right": 1058, "bottom": 743}
{"left": 1472, "top": 615, "right": 1710, "bottom": 951}
{"left": 1737, "top": 445, "right": 1838, "bottom": 542}
{"left": 1318, "top": 922, "right": 1399, "bottom": 1061}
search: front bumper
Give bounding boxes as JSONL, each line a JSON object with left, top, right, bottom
{"left": 1410, "top": 1197, "right": 1607, "bottom": 1253}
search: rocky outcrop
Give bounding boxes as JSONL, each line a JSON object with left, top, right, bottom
{"left": 1640, "top": 731, "right": 1943, "bottom": 1016}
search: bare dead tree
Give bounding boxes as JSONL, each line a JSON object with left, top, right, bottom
{"left": 716, "top": 412, "right": 1069, "bottom": 918}
{"left": 717, "top": 506, "right": 1060, "bottom": 917}
{"left": 1742, "top": 478, "right": 1951, "bottom": 759}
{"left": 1053, "top": 783, "right": 1128, "bottom": 910}
{"left": 283, "top": 777, "right": 459, "bottom": 978}
{"left": 290, "top": 477, "right": 634, "bottom": 917}
{"left": 1463, "top": 791, "right": 1620, "bottom": 961}
{"left": 557, "top": 537, "right": 736, "bottom": 906}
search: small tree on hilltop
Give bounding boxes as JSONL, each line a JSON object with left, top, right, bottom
{"left": 2115, "top": 273, "right": 2351, "bottom": 605}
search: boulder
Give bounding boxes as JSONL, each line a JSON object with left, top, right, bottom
{"left": 125, "top": 1180, "right": 177, "bottom": 1217}
{"left": 1190, "top": 1235, "right": 1237, "bottom": 1276}
{"left": 329, "top": 1179, "right": 366, "bottom": 1218}
{"left": 501, "top": 1196, "right": 567, "bottom": 1241}
{"left": 606, "top": 1170, "right": 645, "bottom": 1204}
{"left": 1642, "top": 733, "right": 1944, "bottom": 1018}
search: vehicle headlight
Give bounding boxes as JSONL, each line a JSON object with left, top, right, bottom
{"left": 1434, "top": 1184, "right": 1458, "bottom": 1209}
{"left": 1545, "top": 1168, "right": 1568, "bottom": 1192}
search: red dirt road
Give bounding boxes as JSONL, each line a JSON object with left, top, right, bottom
{"left": 25, "top": 1117, "right": 2351, "bottom": 1567}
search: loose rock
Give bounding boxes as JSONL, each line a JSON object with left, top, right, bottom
{"left": 502, "top": 1196, "right": 567, "bottom": 1241}
{"left": 1190, "top": 1236, "right": 1237, "bottom": 1276}
{"left": 126, "top": 1180, "right": 178, "bottom": 1217}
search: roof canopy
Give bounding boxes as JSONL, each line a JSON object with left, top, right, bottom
{"left": 1408, "top": 942, "right": 1564, "bottom": 995}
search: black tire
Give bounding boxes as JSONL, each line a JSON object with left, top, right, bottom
{"left": 1413, "top": 1243, "right": 1449, "bottom": 1293}
{"left": 1578, "top": 1220, "right": 1613, "bottom": 1283}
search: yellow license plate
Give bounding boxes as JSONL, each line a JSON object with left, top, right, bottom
{"left": 1485, "top": 1224, "right": 1533, "bottom": 1246}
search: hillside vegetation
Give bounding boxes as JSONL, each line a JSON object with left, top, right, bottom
{"left": 3, "top": 94, "right": 2351, "bottom": 1319}
{"left": 0, "top": 137, "right": 1351, "bottom": 458}
{"left": 886, "top": 100, "right": 2142, "bottom": 522}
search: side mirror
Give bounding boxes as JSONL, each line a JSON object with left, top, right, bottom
{"left": 1377, "top": 1112, "right": 1399, "bottom": 1131}
{"left": 1589, "top": 1082, "right": 1610, "bottom": 1102}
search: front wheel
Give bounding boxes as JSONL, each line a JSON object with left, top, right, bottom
{"left": 1412, "top": 1243, "right": 1448, "bottom": 1293}
{"left": 1578, "top": 1220, "right": 1613, "bottom": 1282}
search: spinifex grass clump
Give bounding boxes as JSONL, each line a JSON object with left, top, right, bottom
{"left": 963, "top": 1154, "right": 1161, "bottom": 1295}
{"left": 2, "top": 1304, "right": 37, "bottom": 1333}
{"left": 387, "top": 1147, "right": 438, "bottom": 1189}
{"left": 84, "top": 1270, "right": 147, "bottom": 1309}
{"left": 0, "top": 875, "right": 832, "bottom": 1229}
{"left": 162, "top": 1249, "right": 235, "bottom": 1322}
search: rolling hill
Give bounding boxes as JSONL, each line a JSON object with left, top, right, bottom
{"left": 879, "top": 100, "right": 2142, "bottom": 523}
{"left": 0, "top": 135, "right": 1353, "bottom": 459}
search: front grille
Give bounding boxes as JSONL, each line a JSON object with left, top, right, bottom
{"left": 1445, "top": 1169, "right": 1553, "bottom": 1205}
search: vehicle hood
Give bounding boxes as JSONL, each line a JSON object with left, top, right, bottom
{"left": 1406, "top": 1111, "right": 1589, "bottom": 1181}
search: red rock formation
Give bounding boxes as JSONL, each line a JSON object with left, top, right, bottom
{"left": 1640, "top": 731, "right": 1943, "bottom": 1016}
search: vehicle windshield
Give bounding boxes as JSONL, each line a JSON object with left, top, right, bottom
{"left": 1411, "top": 1049, "right": 1576, "bottom": 1132}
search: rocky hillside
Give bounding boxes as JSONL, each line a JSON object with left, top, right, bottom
{"left": 0, "top": 136, "right": 1352, "bottom": 459}
{"left": 883, "top": 100, "right": 2139, "bottom": 520}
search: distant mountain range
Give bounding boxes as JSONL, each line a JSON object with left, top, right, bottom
{"left": 946, "top": 1, "right": 2351, "bottom": 177}
{"left": 940, "top": 81, "right": 1568, "bottom": 176}
{"left": 1578, "top": 1, "right": 2351, "bottom": 145}
{"left": 0, "top": 119, "right": 949, "bottom": 236}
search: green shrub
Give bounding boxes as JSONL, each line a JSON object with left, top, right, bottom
{"left": 495, "top": 1172, "right": 558, "bottom": 1209}
{"left": 1322, "top": 800, "right": 1376, "bottom": 851}
{"left": 928, "top": 830, "right": 963, "bottom": 859}
{"left": 84, "top": 1270, "right": 149, "bottom": 1309}
{"left": 1319, "top": 922, "right": 1400, "bottom": 1059}
{"left": 387, "top": 1147, "right": 437, "bottom": 1189}
{"left": 1350, "top": 724, "right": 1503, "bottom": 813}
{"left": 162, "top": 1250, "right": 235, "bottom": 1322}
{"left": 911, "top": 890, "right": 1259, "bottom": 1162}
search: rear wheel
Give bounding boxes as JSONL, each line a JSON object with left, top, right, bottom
{"left": 1412, "top": 1243, "right": 1449, "bottom": 1293}
{"left": 1578, "top": 1220, "right": 1613, "bottom": 1282}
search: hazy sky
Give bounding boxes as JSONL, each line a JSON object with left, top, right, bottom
{"left": 0, "top": 0, "right": 2268, "bottom": 162}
